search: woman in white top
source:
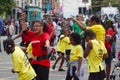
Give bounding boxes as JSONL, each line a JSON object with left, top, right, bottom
{"left": 6, "top": 21, "right": 15, "bottom": 38}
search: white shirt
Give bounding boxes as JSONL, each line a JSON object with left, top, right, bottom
{"left": 8, "top": 24, "right": 15, "bottom": 35}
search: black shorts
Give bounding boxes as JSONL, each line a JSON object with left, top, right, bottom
{"left": 31, "top": 64, "right": 49, "bottom": 80}
{"left": 65, "top": 50, "right": 71, "bottom": 55}
{"left": 88, "top": 70, "right": 106, "bottom": 80}
{"left": 57, "top": 51, "right": 64, "bottom": 56}
{"left": 105, "top": 48, "right": 112, "bottom": 65}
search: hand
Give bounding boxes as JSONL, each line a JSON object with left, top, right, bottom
{"left": 45, "top": 40, "right": 50, "bottom": 50}
{"left": 21, "top": 23, "right": 27, "bottom": 31}
{"left": 11, "top": 69, "right": 15, "bottom": 73}
{"left": 71, "top": 17, "right": 76, "bottom": 22}
{"left": 75, "top": 71, "right": 80, "bottom": 78}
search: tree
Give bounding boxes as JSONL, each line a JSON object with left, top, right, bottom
{"left": 0, "top": 0, "right": 15, "bottom": 17}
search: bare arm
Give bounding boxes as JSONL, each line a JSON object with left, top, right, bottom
{"left": 84, "top": 41, "right": 92, "bottom": 58}
{"left": 45, "top": 40, "right": 50, "bottom": 50}
{"left": 20, "top": 46, "right": 27, "bottom": 53}
{"left": 12, "top": 33, "right": 22, "bottom": 40}
{"left": 103, "top": 53, "right": 108, "bottom": 59}
{"left": 77, "top": 57, "right": 82, "bottom": 72}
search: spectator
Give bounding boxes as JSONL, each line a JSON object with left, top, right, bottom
{"left": 0, "top": 17, "right": 4, "bottom": 35}
{"left": 6, "top": 21, "right": 15, "bottom": 39}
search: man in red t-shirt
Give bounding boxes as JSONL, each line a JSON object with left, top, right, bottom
{"left": 105, "top": 23, "right": 115, "bottom": 80}
{"left": 46, "top": 18, "right": 56, "bottom": 46}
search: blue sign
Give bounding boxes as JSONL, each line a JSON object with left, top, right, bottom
{"left": 46, "top": 2, "right": 50, "bottom": 11}
{"left": 0, "top": 18, "right": 4, "bottom": 34}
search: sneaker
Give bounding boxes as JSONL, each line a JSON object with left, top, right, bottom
{"left": 58, "top": 68, "right": 65, "bottom": 71}
{"left": 52, "top": 65, "right": 55, "bottom": 70}
{"left": 116, "top": 67, "right": 120, "bottom": 70}
{"left": 112, "top": 59, "right": 116, "bottom": 62}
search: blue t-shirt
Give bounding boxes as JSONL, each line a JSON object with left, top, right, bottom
{"left": 0, "top": 18, "right": 4, "bottom": 35}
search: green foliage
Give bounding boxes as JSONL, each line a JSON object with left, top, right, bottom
{"left": 0, "top": 0, "right": 15, "bottom": 16}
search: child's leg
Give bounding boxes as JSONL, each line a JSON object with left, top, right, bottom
{"left": 65, "top": 66, "right": 73, "bottom": 80}
{"left": 52, "top": 51, "right": 62, "bottom": 69}
{"left": 58, "top": 53, "right": 65, "bottom": 71}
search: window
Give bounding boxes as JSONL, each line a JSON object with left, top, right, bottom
{"left": 30, "top": 0, "right": 33, "bottom": 4}
{"left": 82, "top": 0, "right": 88, "bottom": 3}
{"left": 38, "top": 2, "right": 40, "bottom": 7}
{"left": 16, "top": 1, "right": 19, "bottom": 6}
{"left": 35, "top": 0, "right": 37, "bottom": 5}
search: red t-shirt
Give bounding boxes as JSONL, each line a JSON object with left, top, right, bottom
{"left": 105, "top": 28, "right": 114, "bottom": 49}
{"left": 30, "top": 32, "right": 50, "bottom": 67}
{"left": 46, "top": 22, "right": 54, "bottom": 34}
{"left": 21, "top": 30, "right": 36, "bottom": 44}
{"left": 46, "top": 22, "right": 56, "bottom": 45}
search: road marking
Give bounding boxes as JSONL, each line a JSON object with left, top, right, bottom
{"left": 0, "top": 76, "right": 16, "bottom": 80}
{"left": 0, "top": 62, "right": 12, "bottom": 64}
{"left": 0, "top": 67, "right": 12, "bottom": 70}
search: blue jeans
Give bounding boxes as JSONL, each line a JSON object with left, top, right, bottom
{"left": 7, "top": 34, "right": 12, "bottom": 39}
{"left": 111, "top": 41, "right": 116, "bottom": 59}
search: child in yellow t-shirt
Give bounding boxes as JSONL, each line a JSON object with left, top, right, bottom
{"left": 65, "top": 32, "right": 84, "bottom": 80}
{"left": 52, "top": 27, "right": 71, "bottom": 71}
{"left": 84, "top": 30, "right": 108, "bottom": 80}
{"left": 3, "top": 39, "right": 36, "bottom": 80}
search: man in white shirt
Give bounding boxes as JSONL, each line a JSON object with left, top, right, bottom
{"left": 7, "top": 21, "right": 15, "bottom": 39}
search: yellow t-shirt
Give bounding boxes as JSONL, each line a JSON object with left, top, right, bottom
{"left": 87, "top": 39, "right": 107, "bottom": 73}
{"left": 26, "top": 43, "right": 33, "bottom": 58}
{"left": 65, "top": 36, "right": 72, "bottom": 50}
{"left": 56, "top": 34, "right": 71, "bottom": 53}
{"left": 12, "top": 46, "right": 36, "bottom": 80}
{"left": 70, "top": 45, "right": 83, "bottom": 62}
{"left": 86, "top": 24, "right": 105, "bottom": 42}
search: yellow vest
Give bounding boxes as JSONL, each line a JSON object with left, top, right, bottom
{"left": 87, "top": 39, "right": 107, "bottom": 73}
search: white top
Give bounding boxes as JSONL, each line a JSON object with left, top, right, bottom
{"left": 8, "top": 24, "right": 15, "bottom": 35}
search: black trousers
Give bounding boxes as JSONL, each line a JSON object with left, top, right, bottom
{"left": 88, "top": 70, "right": 106, "bottom": 80}
{"left": 32, "top": 64, "right": 49, "bottom": 80}
{"left": 65, "top": 66, "right": 79, "bottom": 80}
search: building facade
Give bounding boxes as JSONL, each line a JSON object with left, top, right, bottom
{"left": 13, "top": 0, "right": 91, "bottom": 19}
{"left": 14, "top": 0, "right": 42, "bottom": 9}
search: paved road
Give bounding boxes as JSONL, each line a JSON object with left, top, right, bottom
{"left": 0, "top": 35, "right": 120, "bottom": 80}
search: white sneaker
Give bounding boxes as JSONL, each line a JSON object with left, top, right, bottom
{"left": 116, "top": 67, "right": 120, "bottom": 70}
{"left": 112, "top": 59, "right": 116, "bottom": 62}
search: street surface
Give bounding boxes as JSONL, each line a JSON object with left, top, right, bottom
{"left": 0, "top": 35, "right": 120, "bottom": 80}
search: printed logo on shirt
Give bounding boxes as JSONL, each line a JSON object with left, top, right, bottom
{"left": 23, "top": 54, "right": 30, "bottom": 67}
{"left": 31, "top": 40, "right": 40, "bottom": 44}
{"left": 98, "top": 49, "right": 103, "bottom": 58}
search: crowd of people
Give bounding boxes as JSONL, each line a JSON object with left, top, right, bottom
{"left": 1, "top": 11, "right": 120, "bottom": 80}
